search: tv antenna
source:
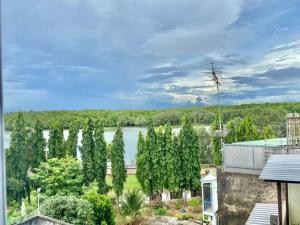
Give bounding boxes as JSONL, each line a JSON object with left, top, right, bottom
{"left": 211, "top": 62, "right": 224, "bottom": 145}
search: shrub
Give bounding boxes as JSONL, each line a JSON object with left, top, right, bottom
{"left": 120, "top": 190, "right": 144, "bottom": 222}
{"left": 84, "top": 187, "right": 115, "bottom": 225}
{"left": 176, "top": 213, "right": 194, "bottom": 221}
{"left": 155, "top": 207, "right": 167, "bottom": 216}
{"left": 187, "top": 198, "right": 200, "bottom": 207}
{"left": 40, "top": 195, "right": 94, "bottom": 225}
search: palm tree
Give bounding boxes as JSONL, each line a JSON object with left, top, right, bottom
{"left": 120, "top": 190, "right": 144, "bottom": 224}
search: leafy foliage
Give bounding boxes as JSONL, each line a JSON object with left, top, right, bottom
{"left": 80, "top": 118, "right": 95, "bottom": 185}
{"left": 48, "top": 121, "right": 65, "bottom": 158}
{"left": 84, "top": 186, "right": 115, "bottom": 225}
{"left": 178, "top": 116, "right": 201, "bottom": 192}
{"left": 6, "top": 113, "right": 29, "bottom": 206}
{"left": 111, "top": 125, "right": 127, "bottom": 200}
{"left": 65, "top": 120, "right": 80, "bottom": 158}
{"left": 30, "top": 157, "right": 84, "bottom": 196}
{"left": 120, "top": 190, "right": 144, "bottom": 222}
{"left": 94, "top": 119, "right": 108, "bottom": 194}
{"left": 40, "top": 195, "right": 95, "bottom": 225}
{"left": 27, "top": 119, "right": 47, "bottom": 170}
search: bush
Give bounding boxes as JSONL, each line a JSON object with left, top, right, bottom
{"left": 40, "top": 195, "right": 94, "bottom": 225}
{"left": 187, "top": 198, "right": 200, "bottom": 207}
{"left": 30, "top": 157, "right": 84, "bottom": 196}
{"left": 176, "top": 213, "right": 194, "bottom": 221}
{"left": 120, "top": 190, "right": 144, "bottom": 222}
{"left": 84, "top": 187, "right": 115, "bottom": 225}
{"left": 155, "top": 207, "right": 167, "bottom": 216}
{"left": 175, "top": 199, "right": 184, "bottom": 209}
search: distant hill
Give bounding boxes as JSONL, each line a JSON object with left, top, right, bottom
{"left": 4, "top": 102, "right": 300, "bottom": 133}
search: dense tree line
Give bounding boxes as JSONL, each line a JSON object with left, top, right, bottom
{"left": 136, "top": 116, "right": 204, "bottom": 200}
{"left": 6, "top": 113, "right": 127, "bottom": 212}
{"left": 5, "top": 102, "right": 297, "bottom": 135}
{"left": 211, "top": 115, "right": 277, "bottom": 165}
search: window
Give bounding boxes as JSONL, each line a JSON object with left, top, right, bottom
{"left": 203, "top": 183, "right": 212, "bottom": 213}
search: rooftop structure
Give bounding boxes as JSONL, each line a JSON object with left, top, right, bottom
{"left": 246, "top": 203, "right": 278, "bottom": 225}
{"left": 16, "top": 214, "right": 72, "bottom": 225}
{"left": 223, "top": 138, "right": 289, "bottom": 175}
{"left": 247, "top": 154, "right": 300, "bottom": 225}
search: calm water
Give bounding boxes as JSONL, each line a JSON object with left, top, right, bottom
{"left": 4, "top": 127, "right": 181, "bottom": 165}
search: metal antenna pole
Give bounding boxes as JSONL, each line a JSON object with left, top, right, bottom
{"left": 0, "top": 0, "right": 7, "bottom": 223}
{"left": 211, "top": 63, "right": 222, "bottom": 145}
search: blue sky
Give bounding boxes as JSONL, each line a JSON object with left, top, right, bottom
{"left": 3, "top": 0, "right": 300, "bottom": 112}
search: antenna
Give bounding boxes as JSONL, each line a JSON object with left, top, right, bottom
{"left": 211, "top": 63, "right": 223, "bottom": 145}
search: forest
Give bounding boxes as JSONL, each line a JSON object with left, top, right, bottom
{"left": 4, "top": 102, "right": 299, "bottom": 134}
{"left": 6, "top": 110, "right": 276, "bottom": 225}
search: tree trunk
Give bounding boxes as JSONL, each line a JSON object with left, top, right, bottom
{"left": 26, "top": 180, "right": 31, "bottom": 204}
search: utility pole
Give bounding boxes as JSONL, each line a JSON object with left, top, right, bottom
{"left": 0, "top": 0, "right": 7, "bottom": 223}
{"left": 211, "top": 63, "right": 223, "bottom": 145}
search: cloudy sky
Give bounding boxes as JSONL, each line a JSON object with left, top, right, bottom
{"left": 3, "top": 0, "right": 300, "bottom": 112}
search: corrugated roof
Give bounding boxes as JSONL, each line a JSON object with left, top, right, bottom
{"left": 259, "top": 154, "right": 300, "bottom": 183}
{"left": 246, "top": 203, "right": 278, "bottom": 225}
{"left": 230, "top": 137, "right": 287, "bottom": 147}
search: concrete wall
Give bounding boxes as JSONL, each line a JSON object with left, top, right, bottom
{"left": 16, "top": 215, "right": 72, "bottom": 225}
{"left": 289, "top": 183, "right": 300, "bottom": 225}
{"left": 217, "top": 170, "right": 279, "bottom": 225}
{"left": 223, "top": 145, "right": 285, "bottom": 174}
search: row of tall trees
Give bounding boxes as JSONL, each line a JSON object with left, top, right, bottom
{"left": 211, "top": 115, "right": 277, "bottom": 165}
{"left": 136, "top": 116, "right": 201, "bottom": 199}
{"left": 6, "top": 113, "right": 47, "bottom": 206}
{"left": 6, "top": 113, "right": 127, "bottom": 208}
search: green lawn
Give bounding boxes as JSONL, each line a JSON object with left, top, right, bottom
{"left": 106, "top": 175, "right": 141, "bottom": 191}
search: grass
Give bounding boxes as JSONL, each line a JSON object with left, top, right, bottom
{"left": 106, "top": 175, "right": 141, "bottom": 191}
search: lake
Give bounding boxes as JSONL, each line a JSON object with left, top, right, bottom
{"left": 4, "top": 127, "right": 181, "bottom": 165}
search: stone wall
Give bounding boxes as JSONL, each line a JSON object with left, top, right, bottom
{"left": 217, "top": 170, "right": 279, "bottom": 225}
{"left": 16, "top": 215, "right": 72, "bottom": 225}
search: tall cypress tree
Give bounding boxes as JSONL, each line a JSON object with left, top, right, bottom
{"left": 144, "top": 123, "right": 156, "bottom": 197}
{"left": 48, "top": 121, "right": 65, "bottom": 159}
{"left": 111, "top": 125, "right": 127, "bottom": 203}
{"left": 7, "top": 113, "right": 29, "bottom": 206}
{"left": 154, "top": 126, "right": 165, "bottom": 193}
{"left": 80, "top": 118, "right": 95, "bottom": 185}
{"left": 164, "top": 124, "right": 177, "bottom": 191}
{"left": 178, "top": 115, "right": 201, "bottom": 200}
{"left": 94, "top": 119, "right": 107, "bottom": 194}
{"left": 65, "top": 120, "right": 79, "bottom": 158}
{"left": 27, "top": 119, "right": 46, "bottom": 169}
{"left": 136, "top": 131, "right": 147, "bottom": 192}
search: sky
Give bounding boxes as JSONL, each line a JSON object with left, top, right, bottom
{"left": 3, "top": 0, "right": 300, "bottom": 112}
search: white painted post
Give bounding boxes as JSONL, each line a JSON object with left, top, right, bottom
{"left": 37, "top": 188, "right": 41, "bottom": 214}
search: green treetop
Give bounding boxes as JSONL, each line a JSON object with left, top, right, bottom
{"left": 178, "top": 115, "right": 201, "bottom": 192}
{"left": 6, "top": 112, "right": 29, "bottom": 206}
{"left": 163, "top": 124, "right": 178, "bottom": 191}
{"left": 27, "top": 119, "right": 46, "bottom": 170}
{"left": 48, "top": 121, "right": 65, "bottom": 159}
{"left": 65, "top": 120, "right": 79, "bottom": 158}
{"left": 93, "top": 119, "right": 108, "bottom": 194}
{"left": 80, "top": 118, "right": 95, "bottom": 185}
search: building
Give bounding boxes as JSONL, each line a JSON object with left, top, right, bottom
{"left": 246, "top": 154, "right": 300, "bottom": 225}
{"left": 201, "top": 165, "right": 218, "bottom": 225}
{"left": 16, "top": 214, "right": 72, "bottom": 225}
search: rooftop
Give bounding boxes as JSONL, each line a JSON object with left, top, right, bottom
{"left": 246, "top": 203, "right": 278, "bottom": 225}
{"left": 229, "top": 137, "right": 287, "bottom": 147}
{"left": 260, "top": 154, "right": 300, "bottom": 183}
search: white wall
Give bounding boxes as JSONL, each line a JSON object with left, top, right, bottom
{"left": 289, "top": 183, "right": 300, "bottom": 225}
